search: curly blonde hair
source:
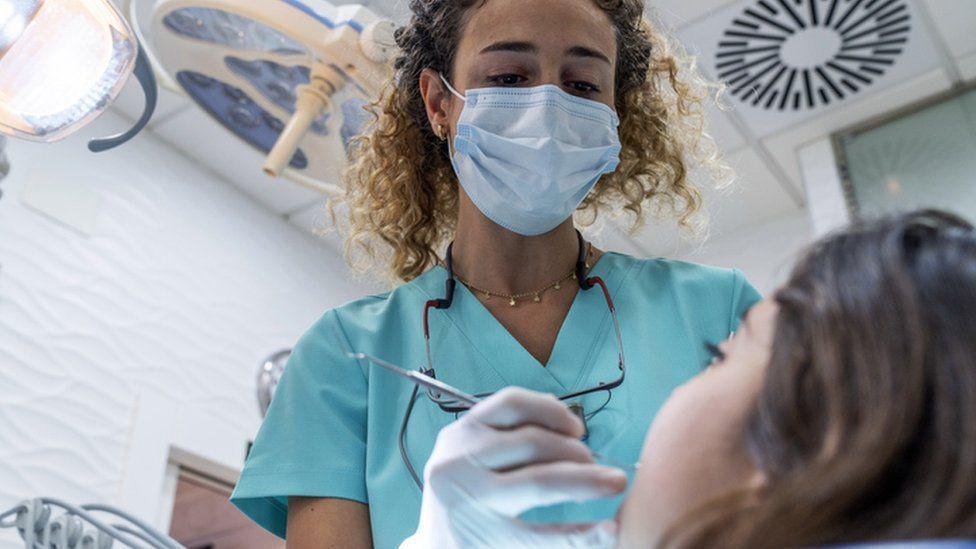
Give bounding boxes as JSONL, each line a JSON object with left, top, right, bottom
{"left": 333, "top": 0, "right": 730, "bottom": 283}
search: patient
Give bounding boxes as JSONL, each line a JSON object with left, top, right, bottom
{"left": 617, "top": 209, "right": 976, "bottom": 548}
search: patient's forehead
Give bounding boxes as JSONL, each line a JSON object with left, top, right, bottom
{"left": 740, "top": 298, "right": 779, "bottom": 343}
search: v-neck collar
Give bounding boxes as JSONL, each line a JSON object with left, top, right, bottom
{"left": 411, "top": 252, "right": 635, "bottom": 395}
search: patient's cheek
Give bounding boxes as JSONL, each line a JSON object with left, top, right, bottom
{"left": 616, "top": 362, "right": 766, "bottom": 547}
{"left": 616, "top": 388, "right": 712, "bottom": 546}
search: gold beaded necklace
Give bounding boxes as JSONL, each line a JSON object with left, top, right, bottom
{"left": 453, "top": 242, "right": 594, "bottom": 307}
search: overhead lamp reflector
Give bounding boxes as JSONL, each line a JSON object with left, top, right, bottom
{"left": 0, "top": 0, "right": 155, "bottom": 149}
{"left": 145, "top": 0, "right": 395, "bottom": 192}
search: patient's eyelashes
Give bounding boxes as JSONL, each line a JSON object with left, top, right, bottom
{"left": 704, "top": 342, "right": 726, "bottom": 367}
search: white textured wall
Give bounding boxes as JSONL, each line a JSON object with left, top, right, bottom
{"left": 0, "top": 111, "right": 367, "bottom": 547}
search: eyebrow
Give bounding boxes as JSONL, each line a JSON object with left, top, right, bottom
{"left": 480, "top": 41, "right": 536, "bottom": 55}
{"left": 479, "top": 41, "right": 612, "bottom": 65}
{"left": 566, "top": 45, "right": 612, "bottom": 65}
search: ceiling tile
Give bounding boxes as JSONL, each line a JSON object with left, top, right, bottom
{"left": 959, "top": 52, "right": 976, "bottom": 81}
{"left": 919, "top": 0, "right": 976, "bottom": 59}
{"left": 151, "top": 108, "right": 322, "bottom": 213}
{"left": 763, "top": 68, "right": 953, "bottom": 189}
{"left": 706, "top": 100, "right": 748, "bottom": 151}
{"left": 675, "top": 209, "right": 813, "bottom": 292}
{"left": 709, "top": 147, "right": 801, "bottom": 232}
{"left": 617, "top": 146, "right": 799, "bottom": 257}
{"left": 679, "top": 0, "right": 943, "bottom": 138}
{"left": 649, "top": 0, "right": 741, "bottom": 30}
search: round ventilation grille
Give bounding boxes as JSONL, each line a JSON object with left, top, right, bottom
{"left": 716, "top": 0, "right": 910, "bottom": 111}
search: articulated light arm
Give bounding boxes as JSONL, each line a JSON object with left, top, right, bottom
{"left": 261, "top": 19, "right": 395, "bottom": 178}
{"left": 88, "top": 44, "right": 159, "bottom": 152}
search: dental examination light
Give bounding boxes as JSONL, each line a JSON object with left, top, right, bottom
{"left": 137, "top": 0, "right": 396, "bottom": 194}
{"left": 0, "top": 0, "right": 157, "bottom": 151}
{"left": 0, "top": 498, "right": 185, "bottom": 548}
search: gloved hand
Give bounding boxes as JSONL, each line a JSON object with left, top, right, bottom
{"left": 399, "top": 387, "right": 627, "bottom": 549}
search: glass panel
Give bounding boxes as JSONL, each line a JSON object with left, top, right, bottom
{"left": 838, "top": 88, "right": 976, "bottom": 220}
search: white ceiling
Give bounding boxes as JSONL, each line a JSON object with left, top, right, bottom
{"left": 109, "top": 0, "right": 976, "bottom": 256}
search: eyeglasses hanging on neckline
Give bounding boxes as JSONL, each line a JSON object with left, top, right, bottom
{"left": 419, "top": 230, "right": 626, "bottom": 412}
{"left": 396, "top": 231, "right": 628, "bottom": 490}
{"left": 421, "top": 277, "right": 626, "bottom": 413}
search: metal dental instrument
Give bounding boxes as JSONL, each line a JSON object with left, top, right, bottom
{"left": 348, "top": 352, "right": 638, "bottom": 472}
{"left": 348, "top": 352, "right": 479, "bottom": 406}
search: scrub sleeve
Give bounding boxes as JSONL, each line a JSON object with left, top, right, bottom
{"left": 230, "top": 309, "right": 368, "bottom": 538}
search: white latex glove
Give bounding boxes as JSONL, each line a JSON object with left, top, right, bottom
{"left": 399, "top": 387, "right": 627, "bottom": 549}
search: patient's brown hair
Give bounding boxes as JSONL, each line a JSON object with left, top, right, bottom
{"left": 672, "top": 209, "right": 976, "bottom": 547}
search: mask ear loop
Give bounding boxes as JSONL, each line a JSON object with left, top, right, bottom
{"left": 438, "top": 72, "right": 467, "bottom": 102}
{"left": 437, "top": 73, "right": 466, "bottom": 161}
{"left": 437, "top": 71, "right": 468, "bottom": 163}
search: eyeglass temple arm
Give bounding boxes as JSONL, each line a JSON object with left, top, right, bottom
{"left": 575, "top": 230, "right": 593, "bottom": 290}
{"left": 88, "top": 44, "right": 158, "bottom": 153}
{"left": 558, "top": 277, "right": 626, "bottom": 403}
{"left": 588, "top": 275, "right": 625, "bottom": 368}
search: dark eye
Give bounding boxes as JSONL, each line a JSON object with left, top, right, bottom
{"left": 567, "top": 81, "right": 600, "bottom": 95}
{"left": 703, "top": 342, "right": 726, "bottom": 368}
{"left": 487, "top": 73, "right": 525, "bottom": 86}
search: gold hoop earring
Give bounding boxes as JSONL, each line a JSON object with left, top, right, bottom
{"left": 437, "top": 124, "right": 447, "bottom": 141}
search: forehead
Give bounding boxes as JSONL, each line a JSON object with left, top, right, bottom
{"left": 457, "top": 0, "right": 617, "bottom": 57}
{"left": 741, "top": 298, "right": 779, "bottom": 341}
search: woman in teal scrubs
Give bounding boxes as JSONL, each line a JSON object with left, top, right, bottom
{"left": 231, "top": 0, "right": 761, "bottom": 547}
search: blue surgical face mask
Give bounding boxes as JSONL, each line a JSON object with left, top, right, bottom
{"left": 440, "top": 73, "right": 621, "bottom": 236}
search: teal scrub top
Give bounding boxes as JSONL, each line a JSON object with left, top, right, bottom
{"left": 230, "top": 252, "right": 761, "bottom": 548}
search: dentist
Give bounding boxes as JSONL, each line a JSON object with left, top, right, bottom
{"left": 231, "top": 0, "right": 761, "bottom": 547}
